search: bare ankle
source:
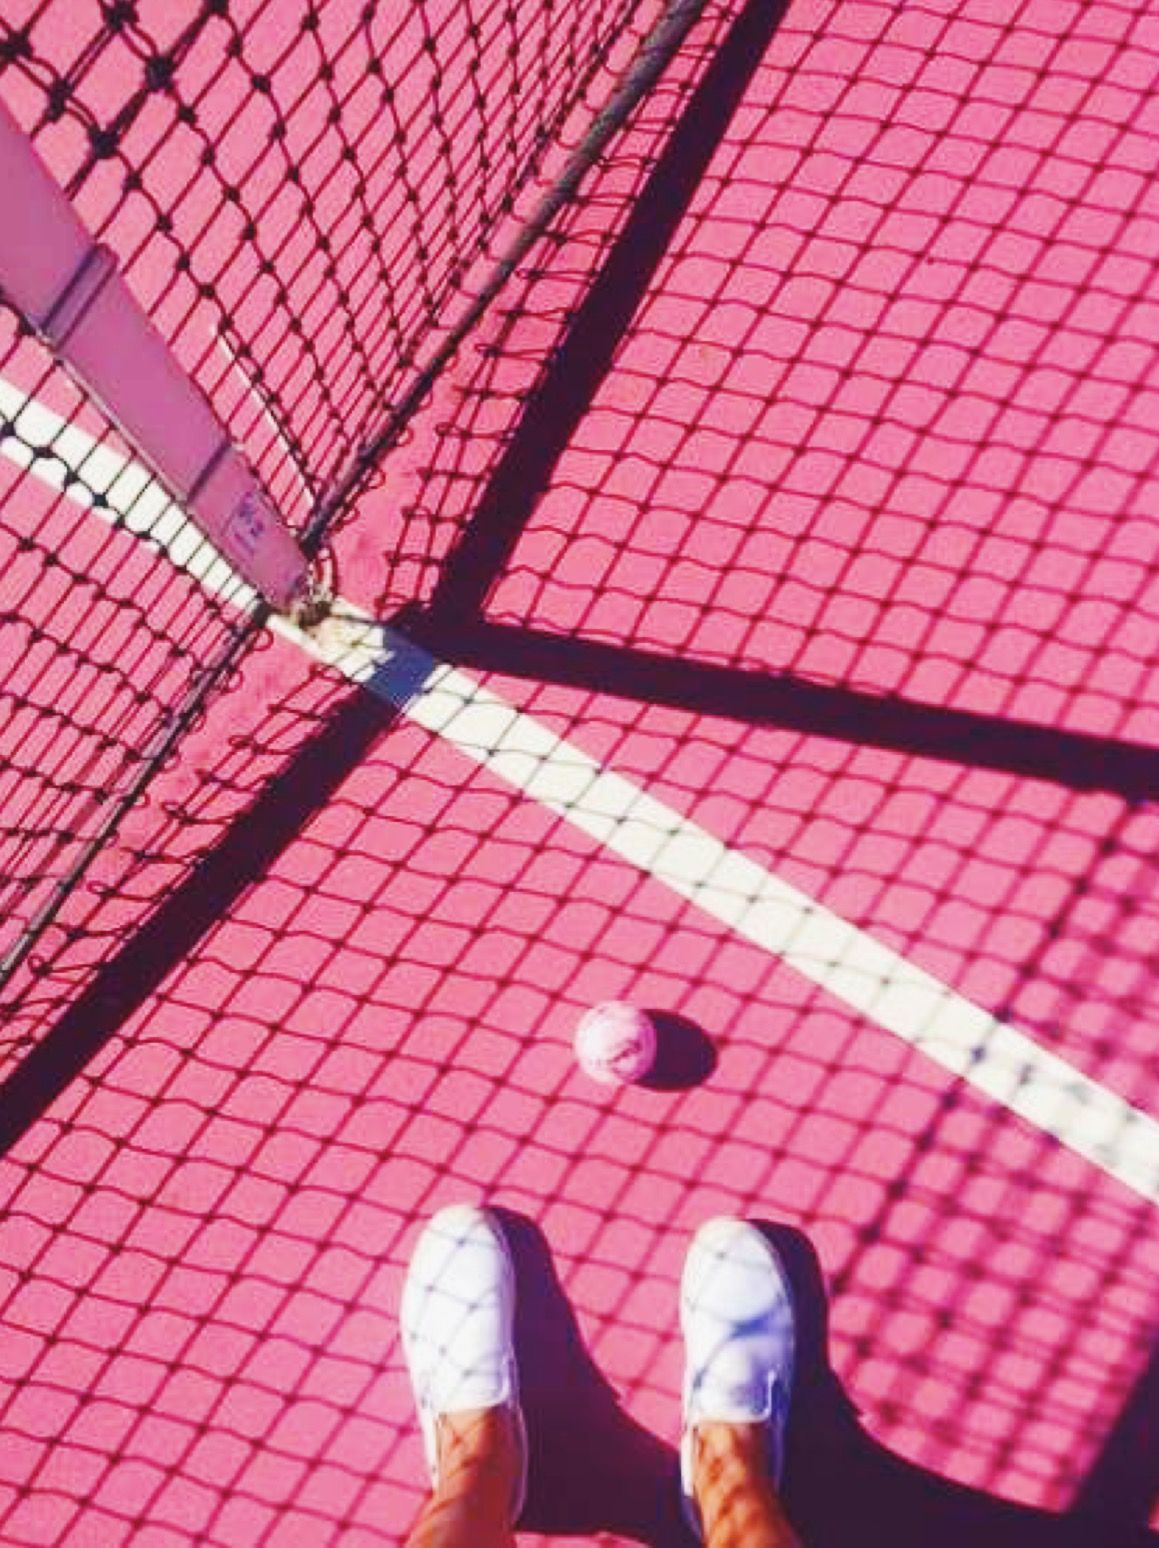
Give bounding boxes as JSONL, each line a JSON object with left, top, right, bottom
{"left": 435, "top": 1407, "right": 521, "bottom": 1496}
{"left": 694, "top": 1422, "right": 770, "bottom": 1480}
{"left": 693, "top": 1421, "right": 771, "bottom": 1523}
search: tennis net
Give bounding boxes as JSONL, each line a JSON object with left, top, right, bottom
{"left": 0, "top": 0, "right": 707, "bottom": 1009}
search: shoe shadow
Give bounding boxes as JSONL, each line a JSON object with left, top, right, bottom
{"left": 495, "top": 1213, "right": 1156, "bottom": 1547}
{"left": 494, "top": 1209, "right": 688, "bottom": 1545}
{"left": 758, "top": 1225, "right": 1159, "bottom": 1548}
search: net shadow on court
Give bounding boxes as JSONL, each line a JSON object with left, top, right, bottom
{"left": 771, "top": 1215, "right": 1158, "bottom": 1548}
{"left": 0, "top": 671, "right": 398, "bottom": 1157}
{"left": 399, "top": 0, "right": 1158, "bottom": 804}
{"left": 1, "top": 642, "right": 1153, "bottom": 1543}
{"left": 1, "top": 2, "right": 1156, "bottom": 1542}
{"left": 405, "top": 620, "right": 1159, "bottom": 804}
{"left": 413, "top": 0, "right": 790, "bottom": 626}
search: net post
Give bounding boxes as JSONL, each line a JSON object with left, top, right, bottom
{"left": 0, "top": 93, "right": 309, "bottom": 612}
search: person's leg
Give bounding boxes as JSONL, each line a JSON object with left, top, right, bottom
{"left": 401, "top": 1205, "right": 527, "bottom": 1548}
{"left": 404, "top": 1407, "right": 522, "bottom": 1548}
{"left": 691, "top": 1421, "right": 802, "bottom": 1548}
{"left": 681, "top": 1217, "right": 803, "bottom": 1547}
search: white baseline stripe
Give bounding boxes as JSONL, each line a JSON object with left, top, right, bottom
{"left": 5, "top": 379, "right": 1158, "bottom": 1205}
{"left": 0, "top": 376, "right": 254, "bottom": 606}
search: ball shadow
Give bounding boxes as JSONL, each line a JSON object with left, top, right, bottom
{"left": 640, "top": 1013, "right": 717, "bottom": 1092}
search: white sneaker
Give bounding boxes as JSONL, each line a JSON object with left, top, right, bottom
{"left": 401, "top": 1204, "right": 527, "bottom": 1520}
{"left": 680, "top": 1217, "right": 795, "bottom": 1531}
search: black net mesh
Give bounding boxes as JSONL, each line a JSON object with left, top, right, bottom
{"left": 0, "top": 0, "right": 674, "bottom": 1003}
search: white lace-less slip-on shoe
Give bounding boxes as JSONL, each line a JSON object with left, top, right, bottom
{"left": 680, "top": 1216, "right": 796, "bottom": 1537}
{"left": 401, "top": 1203, "right": 528, "bottom": 1522}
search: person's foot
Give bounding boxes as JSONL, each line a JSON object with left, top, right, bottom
{"left": 401, "top": 1204, "right": 527, "bottom": 1520}
{"left": 680, "top": 1217, "right": 795, "bottom": 1531}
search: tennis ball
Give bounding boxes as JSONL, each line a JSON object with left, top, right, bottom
{"left": 574, "top": 1002, "right": 657, "bottom": 1085}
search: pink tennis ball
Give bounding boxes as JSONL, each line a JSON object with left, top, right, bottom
{"left": 575, "top": 1002, "right": 657, "bottom": 1085}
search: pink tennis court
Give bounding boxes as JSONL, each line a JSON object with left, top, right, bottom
{"left": 1, "top": 1, "right": 1156, "bottom": 1543}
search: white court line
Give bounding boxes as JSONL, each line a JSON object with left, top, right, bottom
{"left": 4, "top": 378, "right": 1158, "bottom": 1205}
{"left": 0, "top": 376, "right": 253, "bottom": 607}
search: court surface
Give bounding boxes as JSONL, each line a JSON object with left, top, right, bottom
{"left": 1, "top": 1, "right": 1157, "bottom": 1544}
